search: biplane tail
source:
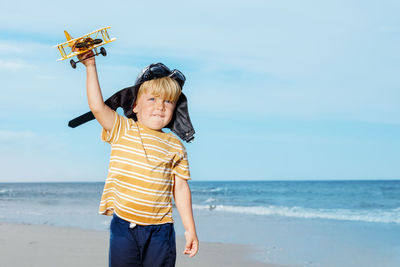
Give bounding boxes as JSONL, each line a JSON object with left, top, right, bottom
{"left": 64, "top": 31, "right": 74, "bottom": 47}
{"left": 64, "top": 30, "right": 73, "bottom": 41}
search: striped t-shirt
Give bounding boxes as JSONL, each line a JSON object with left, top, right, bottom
{"left": 99, "top": 112, "right": 190, "bottom": 225}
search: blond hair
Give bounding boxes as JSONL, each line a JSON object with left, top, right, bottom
{"left": 137, "top": 77, "right": 181, "bottom": 103}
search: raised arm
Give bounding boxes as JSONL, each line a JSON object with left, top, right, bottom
{"left": 79, "top": 51, "right": 115, "bottom": 131}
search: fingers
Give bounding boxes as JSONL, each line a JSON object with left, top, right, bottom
{"left": 78, "top": 50, "right": 94, "bottom": 61}
{"left": 183, "top": 241, "right": 199, "bottom": 257}
{"left": 77, "top": 50, "right": 96, "bottom": 67}
{"left": 183, "top": 231, "right": 199, "bottom": 257}
{"left": 183, "top": 240, "right": 191, "bottom": 255}
{"left": 189, "top": 242, "right": 198, "bottom": 257}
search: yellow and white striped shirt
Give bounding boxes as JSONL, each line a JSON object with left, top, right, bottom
{"left": 99, "top": 113, "right": 190, "bottom": 225}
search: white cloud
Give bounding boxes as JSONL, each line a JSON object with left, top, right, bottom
{"left": 0, "top": 58, "right": 36, "bottom": 70}
{"left": 0, "top": 42, "right": 23, "bottom": 53}
{"left": 0, "top": 40, "right": 50, "bottom": 55}
{"left": 0, "top": 130, "right": 37, "bottom": 140}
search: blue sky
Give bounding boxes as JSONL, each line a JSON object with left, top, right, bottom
{"left": 1, "top": 0, "right": 399, "bottom": 182}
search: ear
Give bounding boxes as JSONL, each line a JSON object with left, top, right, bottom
{"left": 133, "top": 103, "right": 138, "bottom": 114}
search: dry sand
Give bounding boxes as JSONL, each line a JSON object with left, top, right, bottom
{"left": 0, "top": 222, "right": 287, "bottom": 267}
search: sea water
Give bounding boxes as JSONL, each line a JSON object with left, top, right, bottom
{"left": 1, "top": 180, "right": 399, "bottom": 267}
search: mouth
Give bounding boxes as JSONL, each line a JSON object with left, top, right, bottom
{"left": 151, "top": 114, "right": 164, "bottom": 118}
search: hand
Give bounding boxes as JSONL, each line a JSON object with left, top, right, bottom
{"left": 183, "top": 230, "right": 199, "bottom": 257}
{"left": 77, "top": 50, "right": 96, "bottom": 68}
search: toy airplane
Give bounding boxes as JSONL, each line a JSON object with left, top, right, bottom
{"left": 54, "top": 26, "right": 116, "bottom": 69}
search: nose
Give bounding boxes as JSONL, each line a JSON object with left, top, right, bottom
{"left": 155, "top": 99, "right": 165, "bottom": 110}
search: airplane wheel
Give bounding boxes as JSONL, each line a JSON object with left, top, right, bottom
{"left": 70, "top": 59, "right": 77, "bottom": 69}
{"left": 100, "top": 47, "right": 107, "bottom": 56}
{"left": 93, "top": 39, "right": 103, "bottom": 45}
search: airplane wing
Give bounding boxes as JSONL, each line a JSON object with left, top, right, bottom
{"left": 53, "top": 26, "right": 112, "bottom": 47}
{"left": 54, "top": 26, "right": 115, "bottom": 61}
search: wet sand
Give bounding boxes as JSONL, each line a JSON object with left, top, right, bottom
{"left": 0, "top": 222, "right": 287, "bottom": 267}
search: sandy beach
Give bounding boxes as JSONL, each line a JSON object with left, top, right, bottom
{"left": 0, "top": 222, "right": 285, "bottom": 267}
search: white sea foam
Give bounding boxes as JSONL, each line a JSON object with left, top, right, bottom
{"left": 205, "top": 197, "right": 216, "bottom": 203}
{"left": 209, "top": 187, "right": 223, "bottom": 192}
{"left": 192, "top": 204, "right": 400, "bottom": 224}
{"left": 0, "top": 189, "right": 11, "bottom": 194}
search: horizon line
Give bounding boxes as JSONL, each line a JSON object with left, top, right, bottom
{"left": 1, "top": 178, "right": 399, "bottom": 184}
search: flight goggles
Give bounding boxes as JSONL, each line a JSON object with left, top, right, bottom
{"left": 136, "top": 63, "right": 186, "bottom": 88}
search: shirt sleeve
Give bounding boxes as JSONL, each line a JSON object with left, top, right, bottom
{"left": 101, "top": 112, "right": 130, "bottom": 144}
{"left": 172, "top": 147, "right": 191, "bottom": 181}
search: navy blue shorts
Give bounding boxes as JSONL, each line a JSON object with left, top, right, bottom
{"left": 109, "top": 214, "right": 176, "bottom": 267}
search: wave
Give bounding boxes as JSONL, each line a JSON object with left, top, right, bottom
{"left": 192, "top": 204, "right": 400, "bottom": 224}
{"left": 0, "top": 189, "right": 12, "bottom": 194}
{"left": 205, "top": 197, "right": 216, "bottom": 203}
{"left": 209, "top": 187, "right": 223, "bottom": 192}
{"left": 192, "top": 187, "right": 224, "bottom": 194}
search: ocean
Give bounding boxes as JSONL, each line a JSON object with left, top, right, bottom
{"left": 1, "top": 180, "right": 399, "bottom": 267}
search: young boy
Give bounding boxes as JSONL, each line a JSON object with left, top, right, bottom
{"left": 77, "top": 51, "right": 198, "bottom": 267}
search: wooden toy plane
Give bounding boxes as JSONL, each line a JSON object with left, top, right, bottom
{"left": 54, "top": 26, "right": 116, "bottom": 69}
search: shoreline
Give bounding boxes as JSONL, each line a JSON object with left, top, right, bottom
{"left": 0, "top": 222, "right": 287, "bottom": 267}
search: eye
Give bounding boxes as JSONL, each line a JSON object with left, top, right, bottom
{"left": 164, "top": 100, "right": 173, "bottom": 104}
{"left": 148, "top": 97, "right": 155, "bottom": 101}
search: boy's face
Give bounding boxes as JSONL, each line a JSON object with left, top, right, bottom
{"left": 133, "top": 92, "right": 176, "bottom": 131}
